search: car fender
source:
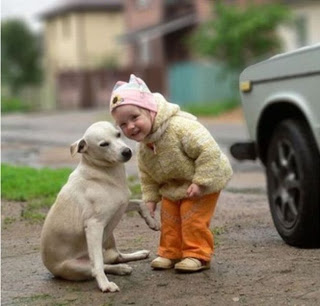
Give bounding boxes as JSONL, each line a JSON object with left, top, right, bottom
{"left": 257, "top": 91, "right": 320, "bottom": 154}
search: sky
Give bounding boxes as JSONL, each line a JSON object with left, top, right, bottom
{"left": 1, "top": 0, "right": 57, "bottom": 31}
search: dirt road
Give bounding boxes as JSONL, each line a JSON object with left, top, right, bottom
{"left": 2, "top": 109, "right": 320, "bottom": 305}
{"left": 2, "top": 191, "right": 320, "bottom": 306}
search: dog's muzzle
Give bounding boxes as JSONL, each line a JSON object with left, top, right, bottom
{"left": 121, "top": 148, "right": 132, "bottom": 162}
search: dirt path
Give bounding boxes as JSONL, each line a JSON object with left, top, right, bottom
{"left": 2, "top": 108, "right": 320, "bottom": 305}
{"left": 2, "top": 190, "right": 320, "bottom": 306}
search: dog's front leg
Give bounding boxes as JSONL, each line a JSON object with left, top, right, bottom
{"left": 85, "top": 220, "right": 119, "bottom": 293}
{"left": 128, "top": 199, "right": 160, "bottom": 231}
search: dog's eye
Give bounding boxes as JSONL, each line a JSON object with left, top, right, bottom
{"left": 100, "top": 142, "right": 109, "bottom": 147}
{"left": 116, "top": 132, "right": 121, "bottom": 138}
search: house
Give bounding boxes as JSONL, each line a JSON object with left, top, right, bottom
{"left": 121, "top": 0, "right": 320, "bottom": 105}
{"left": 121, "top": 0, "right": 211, "bottom": 95}
{"left": 278, "top": 0, "right": 320, "bottom": 51}
{"left": 40, "top": 0, "right": 127, "bottom": 109}
{"left": 39, "top": 0, "right": 211, "bottom": 109}
{"left": 39, "top": 0, "right": 320, "bottom": 109}
{"left": 230, "top": 0, "right": 320, "bottom": 50}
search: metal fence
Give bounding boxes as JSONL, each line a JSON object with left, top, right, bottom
{"left": 168, "top": 61, "right": 239, "bottom": 106}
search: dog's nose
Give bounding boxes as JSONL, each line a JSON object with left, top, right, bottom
{"left": 121, "top": 148, "right": 132, "bottom": 161}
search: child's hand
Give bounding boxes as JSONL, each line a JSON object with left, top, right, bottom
{"left": 187, "top": 183, "right": 202, "bottom": 198}
{"left": 146, "top": 201, "right": 157, "bottom": 218}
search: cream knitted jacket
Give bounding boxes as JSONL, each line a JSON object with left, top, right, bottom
{"left": 138, "top": 94, "right": 233, "bottom": 203}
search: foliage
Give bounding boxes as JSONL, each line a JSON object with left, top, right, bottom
{"left": 189, "top": 1, "right": 291, "bottom": 71}
{"left": 1, "top": 19, "right": 42, "bottom": 93}
{"left": 183, "top": 99, "right": 239, "bottom": 116}
{"left": 99, "top": 54, "right": 120, "bottom": 70}
{"left": 1, "top": 96, "right": 32, "bottom": 113}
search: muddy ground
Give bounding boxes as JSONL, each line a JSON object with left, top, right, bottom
{"left": 2, "top": 189, "right": 320, "bottom": 306}
{"left": 2, "top": 108, "right": 320, "bottom": 305}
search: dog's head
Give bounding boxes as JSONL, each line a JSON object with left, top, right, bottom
{"left": 70, "top": 121, "right": 132, "bottom": 165}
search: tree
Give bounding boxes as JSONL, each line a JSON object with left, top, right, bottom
{"left": 1, "top": 19, "right": 42, "bottom": 93}
{"left": 189, "top": 1, "right": 291, "bottom": 72}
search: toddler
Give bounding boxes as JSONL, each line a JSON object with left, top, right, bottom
{"left": 110, "top": 74, "right": 233, "bottom": 272}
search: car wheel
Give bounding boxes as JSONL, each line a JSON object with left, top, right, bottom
{"left": 266, "top": 119, "right": 320, "bottom": 247}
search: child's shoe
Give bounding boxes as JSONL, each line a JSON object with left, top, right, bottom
{"left": 174, "top": 257, "right": 210, "bottom": 272}
{"left": 151, "top": 257, "right": 177, "bottom": 269}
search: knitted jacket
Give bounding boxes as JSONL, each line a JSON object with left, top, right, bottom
{"left": 138, "top": 93, "right": 233, "bottom": 203}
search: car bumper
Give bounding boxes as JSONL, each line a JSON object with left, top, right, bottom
{"left": 230, "top": 142, "right": 257, "bottom": 161}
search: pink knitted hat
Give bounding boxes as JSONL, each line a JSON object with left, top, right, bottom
{"left": 110, "top": 74, "right": 157, "bottom": 113}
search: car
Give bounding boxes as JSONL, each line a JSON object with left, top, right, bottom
{"left": 231, "top": 44, "right": 320, "bottom": 248}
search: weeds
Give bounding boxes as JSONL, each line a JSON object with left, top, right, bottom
{"left": 3, "top": 217, "right": 16, "bottom": 225}
{"left": 212, "top": 226, "right": 226, "bottom": 246}
{"left": 13, "top": 294, "right": 51, "bottom": 304}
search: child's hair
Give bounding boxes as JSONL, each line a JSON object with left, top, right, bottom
{"left": 110, "top": 74, "right": 157, "bottom": 113}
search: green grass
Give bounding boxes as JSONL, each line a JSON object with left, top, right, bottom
{"left": 1, "top": 164, "right": 143, "bottom": 222}
{"left": 1, "top": 164, "right": 71, "bottom": 202}
{"left": 127, "top": 175, "right": 142, "bottom": 198}
{"left": 1, "top": 164, "right": 72, "bottom": 222}
{"left": 211, "top": 226, "right": 226, "bottom": 246}
{"left": 13, "top": 294, "right": 52, "bottom": 304}
{"left": 182, "top": 99, "right": 239, "bottom": 116}
{"left": 1, "top": 96, "right": 32, "bottom": 113}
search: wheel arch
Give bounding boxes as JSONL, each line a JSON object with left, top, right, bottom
{"left": 257, "top": 100, "right": 316, "bottom": 165}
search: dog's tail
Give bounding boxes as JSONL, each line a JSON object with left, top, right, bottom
{"left": 127, "top": 199, "right": 160, "bottom": 231}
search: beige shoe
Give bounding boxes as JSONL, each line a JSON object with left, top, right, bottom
{"left": 174, "top": 258, "right": 210, "bottom": 272}
{"left": 151, "top": 257, "right": 176, "bottom": 269}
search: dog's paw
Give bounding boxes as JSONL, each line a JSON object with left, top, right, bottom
{"left": 117, "top": 264, "right": 133, "bottom": 275}
{"left": 100, "top": 281, "right": 120, "bottom": 293}
{"left": 147, "top": 218, "right": 161, "bottom": 231}
{"left": 136, "top": 202, "right": 160, "bottom": 231}
{"left": 139, "top": 250, "right": 150, "bottom": 259}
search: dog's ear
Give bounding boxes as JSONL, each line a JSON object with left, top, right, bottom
{"left": 70, "top": 139, "right": 88, "bottom": 157}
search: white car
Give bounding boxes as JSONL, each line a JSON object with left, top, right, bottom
{"left": 231, "top": 44, "right": 320, "bottom": 248}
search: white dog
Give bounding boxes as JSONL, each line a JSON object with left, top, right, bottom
{"left": 40, "top": 121, "right": 159, "bottom": 293}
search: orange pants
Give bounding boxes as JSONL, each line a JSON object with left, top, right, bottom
{"left": 158, "top": 192, "right": 220, "bottom": 262}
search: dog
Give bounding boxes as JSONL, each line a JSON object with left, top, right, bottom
{"left": 40, "top": 121, "right": 159, "bottom": 293}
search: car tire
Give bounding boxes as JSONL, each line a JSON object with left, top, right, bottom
{"left": 266, "top": 119, "right": 320, "bottom": 247}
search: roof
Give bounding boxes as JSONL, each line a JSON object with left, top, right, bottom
{"left": 120, "top": 14, "right": 198, "bottom": 43}
{"left": 39, "top": 0, "right": 123, "bottom": 20}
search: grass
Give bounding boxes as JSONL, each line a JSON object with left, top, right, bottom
{"left": 182, "top": 99, "right": 239, "bottom": 116}
{"left": 1, "top": 163, "right": 143, "bottom": 222}
{"left": 13, "top": 294, "right": 52, "bottom": 304}
{"left": 1, "top": 164, "right": 72, "bottom": 222}
{"left": 211, "top": 226, "right": 226, "bottom": 246}
{"left": 1, "top": 96, "right": 32, "bottom": 113}
{"left": 127, "top": 175, "right": 142, "bottom": 198}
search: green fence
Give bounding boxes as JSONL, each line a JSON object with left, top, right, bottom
{"left": 168, "top": 61, "right": 239, "bottom": 106}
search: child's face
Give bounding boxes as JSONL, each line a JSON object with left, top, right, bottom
{"left": 112, "top": 105, "right": 153, "bottom": 142}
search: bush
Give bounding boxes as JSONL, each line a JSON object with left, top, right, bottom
{"left": 1, "top": 96, "right": 32, "bottom": 113}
